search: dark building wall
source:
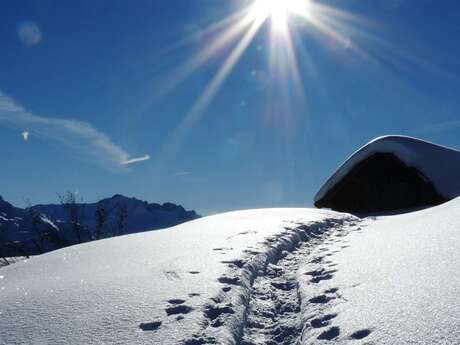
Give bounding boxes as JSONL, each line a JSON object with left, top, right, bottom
{"left": 315, "top": 153, "right": 447, "bottom": 214}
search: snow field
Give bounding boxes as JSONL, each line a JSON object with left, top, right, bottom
{"left": 0, "top": 208, "right": 350, "bottom": 345}
{"left": 2, "top": 198, "right": 460, "bottom": 344}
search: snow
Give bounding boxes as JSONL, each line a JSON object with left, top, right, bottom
{"left": 0, "top": 208, "right": 350, "bottom": 345}
{"left": 314, "top": 135, "right": 460, "bottom": 203}
{"left": 302, "top": 197, "right": 460, "bottom": 344}
{"left": 2, "top": 200, "right": 460, "bottom": 344}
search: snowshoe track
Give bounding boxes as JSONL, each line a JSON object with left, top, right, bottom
{"left": 182, "top": 216, "right": 360, "bottom": 345}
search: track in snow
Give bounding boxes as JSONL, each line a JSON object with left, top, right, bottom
{"left": 182, "top": 217, "right": 362, "bottom": 345}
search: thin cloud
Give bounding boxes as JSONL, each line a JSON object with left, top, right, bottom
{"left": 122, "top": 154, "right": 151, "bottom": 165}
{"left": 0, "top": 91, "right": 148, "bottom": 170}
{"left": 173, "top": 171, "right": 192, "bottom": 177}
{"left": 413, "top": 120, "right": 460, "bottom": 135}
{"left": 21, "top": 131, "right": 29, "bottom": 141}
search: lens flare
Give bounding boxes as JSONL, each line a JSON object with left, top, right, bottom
{"left": 251, "top": 0, "right": 310, "bottom": 32}
{"left": 156, "top": 0, "right": 372, "bottom": 161}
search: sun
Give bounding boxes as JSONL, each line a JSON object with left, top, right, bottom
{"left": 251, "top": 0, "right": 310, "bottom": 32}
{"left": 158, "top": 0, "right": 364, "bottom": 158}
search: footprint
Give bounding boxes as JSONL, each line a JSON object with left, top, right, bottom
{"left": 221, "top": 259, "right": 245, "bottom": 268}
{"left": 218, "top": 276, "right": 240, "bottom": 285}
{"left": 204, "top": 304, "right": 235, "bottom": 321}
{"left": 309, "top": 295, "right": 335, "bottom": 304}
{"left": 163, "top": 271, "right": 181, "bottom": 280}
{"left": 189, "top": 271, "right": 200, "bottom": 275}
{"left": 305, "top": 269, "right": 337, "bottom": 277}
{"left": 243, "top": 249, "right": 260, "bottom": 255}
{"left": 168, "top": 299, "right": 185, "bottom": 305}
{"left": 222, "top": 286, "right": 232, "bottom": 292}
{"left": 317, "top": 326, "right": 340, "bottom": 340}
{"left": 350, "top": 329, "right": 372, "bottom": 340}
{"left": 139, "top": 321, "right": 161, "bottom": 331}
{"left": 213, "top": 247, "right": 233, "bottom": 251}
{"left": 226, "top": 230, "right": 258, "bottom": 240}
{"left": 310, "top": 274, "right": 334, "bottom": 284}
{"left": 189, "top": 293, "right": 201, "bottom": 297}
{"left": 271, "top": 280, "right": 297, "bottom": 291}
{"left": 310, "top": 314, "right": 338, "bottom": 328}
{"left": 165, "top": 305, "right": 193, "bottom": 316}
{"left": 310, "top": 256, "right": 324, "bottom": 264}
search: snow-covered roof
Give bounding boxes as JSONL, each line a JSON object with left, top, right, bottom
{"left": 314, "top": 135, "right": 460, "bottom": 204}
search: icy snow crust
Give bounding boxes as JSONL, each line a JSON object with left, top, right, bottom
{"left": 2, "top": 201, "right": 460, "bottom": 344}
{"left": 314, "top": 135, "right": 460, "bottom": 203}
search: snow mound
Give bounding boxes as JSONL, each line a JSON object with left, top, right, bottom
{"left": 314, "top": 135, "right": 460, "bottom": 206}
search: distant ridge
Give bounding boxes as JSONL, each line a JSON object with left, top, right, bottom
{"left": 0, "top": 194, "right": 200, "bottom": 258}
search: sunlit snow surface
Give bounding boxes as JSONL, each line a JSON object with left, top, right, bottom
{"left": 1, "top": 203, "right": 459, "bottom": 344}
{"left": 313, "top": 200, "right": 460, "bottom": 344}
{"left": 0, "top": 208, "right": 345, "bottom": 344}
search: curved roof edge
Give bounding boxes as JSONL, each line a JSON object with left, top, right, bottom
{"left": 314, "top": 135, "right": 460, "bottom": 204}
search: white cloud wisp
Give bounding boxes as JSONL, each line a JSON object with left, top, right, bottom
{"left": 0, "top": 92, "right": 149, "bottom": 170}
{"left": 121, "top": 154, "right": 151, "bottom": 166}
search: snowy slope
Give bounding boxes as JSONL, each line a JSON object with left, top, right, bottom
{"left": 314, "top": 135, "right": 460, "bottom": 204}
{"left": 298, "top": 198, "right": 460, "bottom": 344}
{"left": 0, "top": 208, "right": 352, "bottom": 345}
{"left": 1, "top": 201, "right": 459, "bottom": 344}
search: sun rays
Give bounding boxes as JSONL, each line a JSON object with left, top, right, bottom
{"left": 250, "top": 0, "right": 311, "bottom": 33}
{"left": 158, "top": 0, "right": 368, "bottom": 159}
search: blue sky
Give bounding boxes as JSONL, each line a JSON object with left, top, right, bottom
{"left": 1, "top": 0, "right": 460, "bottom": 214}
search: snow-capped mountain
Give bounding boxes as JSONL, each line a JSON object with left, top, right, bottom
{"left": 0, "top": 194, "right": 199, "bottom": 257}
{"left": 0, "top": 196, "right": 61, "bottom": 257}
{"left": 32, "top": 194, "right": 200, "bottom": 239}
{"left": 0, "top": 197, "right": 29, "bottom": 251}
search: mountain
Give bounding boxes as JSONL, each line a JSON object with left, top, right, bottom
{"left": 0, "top": 196, "right": 62, "bottom": 258}
{"left": 0, "top": 194, "right": 200, "bottom": 257}
{"left": 32, "top": 194, "right": 200, "bottom": 239}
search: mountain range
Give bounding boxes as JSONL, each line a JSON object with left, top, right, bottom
{"left": 0, "top": 194, "right": 199, "bottom": 258}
